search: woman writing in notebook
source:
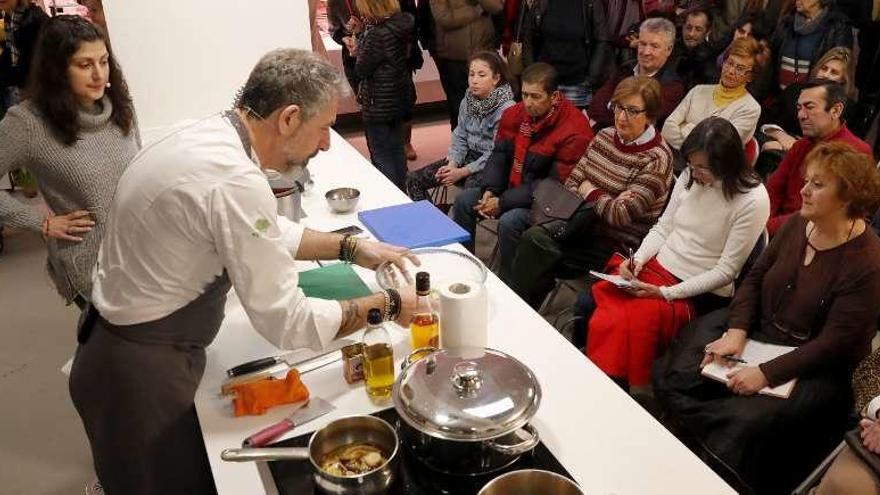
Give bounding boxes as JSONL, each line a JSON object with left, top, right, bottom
{"left": 653, "top": 141, "right": 880, "bottom": 494}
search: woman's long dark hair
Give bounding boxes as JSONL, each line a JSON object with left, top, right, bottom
{"left": 680, "top": 117, "right": 761, "bottom": 200}
{"left": 27, "top": 15, "right": 134, "bottom": 145}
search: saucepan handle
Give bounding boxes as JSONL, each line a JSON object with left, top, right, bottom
{"left": 220, "top": 447, "right": 310, "bottom": 462}
{"left": 487, "top": 423, "right": 540, "bottom": 456}
{"left": 403, "top": 347, "right": 437, "bottom": 368}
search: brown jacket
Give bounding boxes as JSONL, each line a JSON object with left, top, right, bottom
{"left": 430, "top": 0, "right": 503, "bottom": 61}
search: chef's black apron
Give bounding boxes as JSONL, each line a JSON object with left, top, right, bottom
{"left": 69, "top": 273, "right": 230, "bottom": 495}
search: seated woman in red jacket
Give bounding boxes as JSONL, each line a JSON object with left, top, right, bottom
{"left": 653, "top": 141, "right": 880, "bottom": 494}
{"left": 580, "top": 117, "right": 768, "bottom": 390}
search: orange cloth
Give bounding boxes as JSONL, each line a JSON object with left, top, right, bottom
{"left": 231, "top": 370, "right": 310, "bottom": 417}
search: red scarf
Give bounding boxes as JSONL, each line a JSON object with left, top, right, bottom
{"left": 510, "top": 102, "right": 558, "bottom": 188}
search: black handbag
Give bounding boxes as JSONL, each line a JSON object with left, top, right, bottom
{"left": 529, "top": 178, "right": 597, "bottom": 241}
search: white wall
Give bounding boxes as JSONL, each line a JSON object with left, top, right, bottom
{"left": 103, "top": 0, "right": 311, "bottom": 132}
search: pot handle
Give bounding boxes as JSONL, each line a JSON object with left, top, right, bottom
{"left": 402, "top": 347, "right": 438, "bottom": 368}
{"left": 486, "top": 424, "right": 540, "bottom": 457}
{"left": 221, "top": 447, "right": 310, "bottom": 462}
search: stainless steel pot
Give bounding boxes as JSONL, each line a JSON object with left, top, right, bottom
{"left": 392, "top": 347, "right": 541, "bottom": 476}
{"left": 478, "top": 469, "right": 584, "bottom": 495}
{"left": 221, "top": 415, "right": 398, "bottom": 495}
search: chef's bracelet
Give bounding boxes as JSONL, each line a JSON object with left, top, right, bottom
{"left": 338, "top": 235, "right": 359, "bottom": 263}
{"left": 383, "top": 288, "right": 401, "bottom": 321}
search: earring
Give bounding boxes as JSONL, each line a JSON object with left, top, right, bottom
{"left": 105, "top": 82, "right": 111, "bottom": 88}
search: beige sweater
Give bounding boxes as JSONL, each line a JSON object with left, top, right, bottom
{"left": 661, "top": 84, "right": 761, "bottom": 150}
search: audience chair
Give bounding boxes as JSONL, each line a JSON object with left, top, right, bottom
{"left": 745, "top": 137, "right": 760, "bottom": 169}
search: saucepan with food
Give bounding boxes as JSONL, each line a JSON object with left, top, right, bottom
{"left": 221, "top": 414, "right": 398, "bottom": 495}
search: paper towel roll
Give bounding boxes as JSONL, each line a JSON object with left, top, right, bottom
{"left": 438, "top": 281, "right": 488, "bottom": 349}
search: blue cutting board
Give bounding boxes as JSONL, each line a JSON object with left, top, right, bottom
{"left": 357, "top": 200, "right": 471, "bottom": 248}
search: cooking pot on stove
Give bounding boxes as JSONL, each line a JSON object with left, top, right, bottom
{"left": 392, "top": 347, "right": 541, "bottom": 476}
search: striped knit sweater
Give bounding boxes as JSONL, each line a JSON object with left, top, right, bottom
{"left": 564, "top": 127, "right": 673, "bottom": 249}
{"left": 0, "top": 97, "right": 140, "bottom": 302}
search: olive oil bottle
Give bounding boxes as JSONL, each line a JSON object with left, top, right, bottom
{"left": 362, "top": 309, "right": 395, "bottom": 402}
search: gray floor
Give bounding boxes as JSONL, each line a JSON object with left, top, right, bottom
{"left": 0, "top": 226, "right": 94, "bottom": 494}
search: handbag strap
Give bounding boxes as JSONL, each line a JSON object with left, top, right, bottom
{"left": 514, "top": 0, "right": 528, "bottom": 43}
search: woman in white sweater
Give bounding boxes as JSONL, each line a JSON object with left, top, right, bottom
{"left": 662, "top": 36, "right": 764, "bottom": 150}
{"left": 577, "top": 117, "right": 769, "bottom": 388}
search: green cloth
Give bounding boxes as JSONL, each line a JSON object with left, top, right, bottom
{"left": 298, "top": 263, "right": 372, "bottom": 300}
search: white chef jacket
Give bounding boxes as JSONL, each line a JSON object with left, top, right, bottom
{"left": 91, "top": 114, "right": 342, "bottom": 350}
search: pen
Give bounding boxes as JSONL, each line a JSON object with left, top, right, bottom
{"left": 720, "top": 354, "right": 748, "bottom": 364}
{"left": 628, "top": 247, "right": 635, "bottom": 275}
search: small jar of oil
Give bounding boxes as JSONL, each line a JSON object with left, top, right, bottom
{"left": 362, "top": 308, "right": 395, "bottom": 403}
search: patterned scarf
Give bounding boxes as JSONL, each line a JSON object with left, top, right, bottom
{"left": 465, "top": 84, "right": 514, "bottom": 119}
{"left": 510, "top": 99, "right": 559, "bottom": 188}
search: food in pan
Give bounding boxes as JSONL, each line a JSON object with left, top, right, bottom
{"left": 319, "top": 443, "right": 387, "bottom": 476}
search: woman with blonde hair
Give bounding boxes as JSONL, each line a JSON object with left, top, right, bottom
{"left": 350, "top": 0, "right": 417, "bottom": 189}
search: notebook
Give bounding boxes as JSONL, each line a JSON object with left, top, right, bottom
{"left": 357, "top": 200, "right": 470, "bottom": 248}
{"left": 701, "top": 339, "right": 798, "bottom": 398}
{"left": 589, "top": 270, "right": 636, "bottom": 289}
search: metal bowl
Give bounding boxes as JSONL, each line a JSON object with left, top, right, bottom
{"left": 478, "top": 469, "right": 584, "bottom": 495}
{"left": 325, "top": 187, "right": 361, "bottom": 213}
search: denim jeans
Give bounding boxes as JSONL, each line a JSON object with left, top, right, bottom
{"left": 452, "top": 187, "right": 531, "bottom": 282}
{"left": 365, "top": 120, "right": 406, "bottom": 191}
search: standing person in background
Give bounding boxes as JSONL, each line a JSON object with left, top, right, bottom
{"left": 0, "top": 0, "right": 47, "bottom": 112}
{"left": 430, "top": 0, "right": 503, "bottom": 130}
{"left": 331, "top": 0, "right": 423, "bottom": 161}
{"left": 674, "top": 7, "right": 719, "bottom": 91}
{"left": 716, "top": 11, "right": 774, "bottom": 103}
{"left": 405, "top": 51, "right": 514, "bottom": 201}
{"left": 519, "top": 0, "right": 613, "bottom": 109}
{"left": 770, "top": 0, "right": 852, "bottom": 91}
{"left": 352, "top": 0, "right": 417, "bottom": 190}
{"left": 0, "top": 15, "right": 139, "bottom": 308}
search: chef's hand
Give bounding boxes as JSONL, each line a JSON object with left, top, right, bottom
{"left": 726, "top": 366, "right": 768, "bottom": 396}
{"left": 626, "top": 280, "right": 663, "bottom": 299}
{"left": 45, "top": 210, "right": 94, "bottom": 242}
{"left": 700, "top": 328, "right": 747, "bottom": 368}
{"left": 861, "top": 419, "right": 880, "bottom": 454}
{"left": 353, "top": 239, "right": 420, "bottom": 272}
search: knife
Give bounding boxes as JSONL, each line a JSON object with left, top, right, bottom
{"left": 221, "top": 349, "right": 345, "bottom": 396}
{"left": 242, "top": 397, "right": 335, "bottom": 447}
{"left": 226, "top": 339, "right": 355, "bottom": 378}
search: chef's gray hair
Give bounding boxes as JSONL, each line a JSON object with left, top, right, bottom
{"left": 235, "top": 48, "right": 349, "bottom": 122}
{"left": 640, "top": 17, "right": 676, "bottom": 48}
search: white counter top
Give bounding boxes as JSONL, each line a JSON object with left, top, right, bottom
{"left": 194, "top": 131, "right": 735, "bottom": 495}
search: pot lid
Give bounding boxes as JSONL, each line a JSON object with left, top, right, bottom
{"left": 393, "top": 347, "right": 541, "bottom": 441}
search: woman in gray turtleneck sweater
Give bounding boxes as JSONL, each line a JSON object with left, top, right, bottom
{"left": 0, "top": 15, "right": 140, "bottom": 307}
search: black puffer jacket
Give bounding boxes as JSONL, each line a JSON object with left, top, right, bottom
{"left": 355, "top": 12, "right": 417, "bottom": 123}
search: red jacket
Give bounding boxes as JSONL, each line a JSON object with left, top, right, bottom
{"left": 766, "top": 125, "right": 872, "bottom": 235}
{"left": 482, "top": 98, "right": 593, "bottom": 213}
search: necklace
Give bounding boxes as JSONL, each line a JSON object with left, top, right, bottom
{"left": 806, "top": 218, "right": 856, "bottom": 252}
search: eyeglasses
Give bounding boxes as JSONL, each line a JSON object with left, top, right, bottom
{"left": 722, "top": 59, "right": 753, "bottom": 77}
{"left": 608, "top": 102, "right": 647, "bottom": 119}
{"left": 765, "top": 282, "right": 813, "bottom": 342}
{"left": 686, "top": 161, "right": 713, "bottom": 174}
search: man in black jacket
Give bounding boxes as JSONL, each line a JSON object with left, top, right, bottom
{"left": 674, "top": 7, "right": 719, "bottom": 91}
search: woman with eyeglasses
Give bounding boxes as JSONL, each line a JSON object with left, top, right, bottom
{"left": 653, "top": 141, "right": 880, "bottom": 494}
{"left": 510, "top": 76, "right": 673, "bottom": 309}
{"left": 662, "top": 37, "right": 765, "bottom": 153}
{"left": 572, "top": 118, "right": 768, "bottom": 390}
{"left": 0, "top": 15, "right": 139, "bottom": 308}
